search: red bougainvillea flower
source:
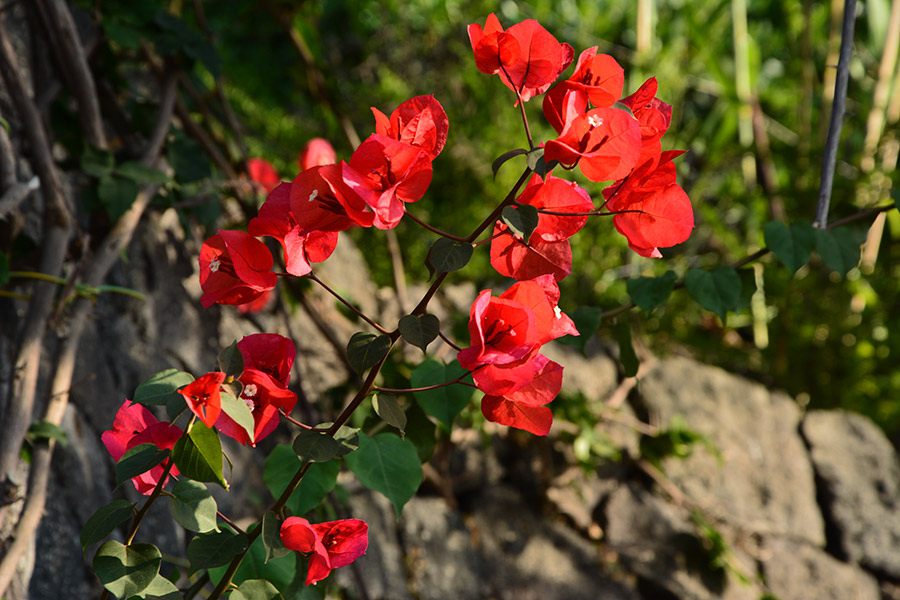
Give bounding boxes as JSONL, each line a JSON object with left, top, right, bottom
{"left": 468, "top": 14, "right": 574, "bottom": 103}
{"left": 562, "top": 47, "right": 624, "bottom": 108}
{"left": 215, "top": 369, "right": 296, "bottom": 446}
{"left": 298, "top": 138, "right": 337, "bottom": 172}
{"left": 620, "top": 77, "right": 673, "bottom": 166}
{"left": 490, "top": 175, "right": 593, "bottom": 281}
{"left": 199, "top": 230, "right": 277, "bottom": 309}
{"left": 281, "top": 517, "right": 369, "bottom": 585}
{"left": 348, "top": 134, "right": 433, "bottom": 229}
{"left": 237, "top": 333, "right": 295, "bottom": 388}
{"left": 544, "top": 107, "right": 642, "bottom": 182}
{"left": 542, "top": 84, "right": 589, "bottom": 135}
{"left": 603, "top": 151, "right": 693, "bottom": 257}
{"left": 101, "top": 400, "right": 182, "bottom": 495}
{"left": 247, "top": 158, "right": 281, "bottom": 193}
{"left": 372, "top": 95, "right": 449, "bottom": 160}
{"left": 248, "top": 181, "right": 339, "bottom": 276}
{"left": 481, "top": 354, "right": 563, "bottom": 436}
{"left": 288, "top": 163, "right": 375, "bottom": 232}
{"left": 179, "top": 372, "right": 226, "bottom": 428}
{"left": 237, "top": 288, "right": 273, "bottom": 314}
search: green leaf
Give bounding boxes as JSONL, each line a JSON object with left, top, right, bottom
{"left": 261, "top": 511, "right": 290, "bottom": 563}
{"left": 81, "top": 499, "right": 134, "bottom": 549}
{"left": 614, "top": 321, "right": 639, "bottom": 377}
{"left": 218, "top": 341, "right": 245, "bottom": 378}
{"left": 230, "top": 579, "right": 284, "bottom": 600}
{"left": 93, "top": 540, "right": 161, "bottom": 598}
{"left": 684, "top": 267, "right": 742, "bottom": 321}
{"left": 263, "top": 445, "right": 340, "bottom": 516}
{"left": 134, "top": 369, "right": 194, "bottom": 406}
{"left": 372, "top": 393, "right": 406, "bottom": 434}
{"left": 410, "top": 360, "right": 473, "bottom": 430}
{"left": 501, "top": 204, "right": 539, "bottom": 242}
{"left": 398, "top": 314, "right": 440, "bottom": 353}
{"left": 292, "top": 429, "right": 342, "bottom": 464}
{"left": 169, "top": 478, "right": 219, "bottom": 533}
{"left": 764, "top": 220, "right": 815, "bottom": 274}
{"left": 557, "top": 306, "right": 604, "bottom": 354}
{"left": 404, "top": 401, "right": 436, "bottom": 462}
{"left": 344, "top": 432, "right": 423, "bottom": 517}
{"left": 166, "top": 392, "right": 187, "bottom": 422}
{"left": 209, "top": 531, "right": 296, "bottom": 593}
{"left": 140, "top": 573, "right": 181, "bottom": 599}
{"left": 491, "top": 148, "right": 528, "bottom": 179}
{"left": 0, "top": 250, "right": 9, "bottom": 286}
{"left": 116, "top": 444, "right": 169, "bottom": 489}
{"left": 82, "top": 145, "right": 114, "bottom": 177}
{"left": 331, "top": 425, "right": 360, "bottom": 455}
{"left": 185, "top": 39, "right": 222, "bottom": 79}
{"left": 425, "top": 238, "right": 474, "bottom": 279}
{"left": 627, "top": 271, "right": 678, "bottom": 312}
{"left": 220, "top": 391, "right": 256, "bottom": 444}
{"left": 115, "top": 161, "right": 171, "bottom": 184}
{"left": 734, "top": 268, "right": 757, "bottom": 312}
{"left": 188, "top": 530, "right": 248, "bottom": 573}
{"left": 26, "top": 420, "right": 68, "bottom": 446}
{"left": 172, "top": 420, "right": 227, "bottom": 488}
{"left": 815, "top": 227, "right": 861, "bottom": 276}
{"left": 98, "top": 175, "right": 140, "bottom": 221}
{"left": 346, "top": 332, "right": 392, "bottom": 373}
{"left": 526, "top": 147, "right": 557, "bottom": 177}
{"left": 169, "top": 132, "right": 211, "bottom": 183}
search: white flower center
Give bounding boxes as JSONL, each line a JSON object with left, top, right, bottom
{"left": 588, "top": 115, "right": 604, "bottom": 127}
{"left": 308, "top": 189, "right": 319, "bottom": 202}
{"left": 243, "top": 398, "right": 256, "bottom": 411}
{"left": 554, "top": 306, "right": 562, "bottom": 320}
{"left": 243, "top": 384, "right": 258, "bottom": 397}
{"left": 208, "top": 258, "right": 221, "bottom": 273}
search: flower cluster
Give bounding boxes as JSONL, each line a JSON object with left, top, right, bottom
{"left": 280, "top": 517, "right": 369, "bottom": 585}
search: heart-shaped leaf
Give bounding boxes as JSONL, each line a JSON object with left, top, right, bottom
{"left": 501, "top": 204, "right": 539, "bottom": 242}
{"left": 81, "top": 499, "right": 135, "bottom": 549}
{"left": 373, "top": 393, "right": 407, "bottom": 434}
{"left": 815, "top": 227, "right": 861, "bottom": 276}
{"left": 491, "top": 148, "right": 528, "bottom": 179}
{"left": 188, "top": 530, "right": 248, "bottom": 573}
{"left": 292, "top": 429, "right": 342, "bottom": 464}
{"left": 347, "top": 332, "right": 392, "bottom": 373}
{"left": 134, "top": 369, "right": 194, "bottom": 406}
{"left": 217, "top": 341, "right": 244, "bottom": 379}
{"left": 626, "top": 271, "right": 678, "bottom": 312}
{"left": 398, "top": 314, "right": 440, "bottom": 352}
{"left": 410, "top": 360, "right": 473, "bottom": 430}
{"left": 685, "top": 267, "right": 742, "bottom": 321}
{"left": 169, "top": 478, "right": 219, "bottom": 533}
{"left": 425, "top": 238, "right": 474, "bottom": 279}
{"left": 93, "top": 540, "right": 161, "bottom": 598}
{"left": 261, "top": 511, "right": 290, "bottom": 563}
{"left": 230, "top": 579, "right": 284, "bottom": 600}
{"left": 172, "top": 419, "right": 226, "bottom": 488}
{"left": 764, "top": 220, "right": 815, "bottom": 274}
{"left": 344, "top": 432, "right": 423, "bottom": 517}
{"left": 115, "top": 444, "right": 169, "bottom": 489}
{"left": 220, "top": 391, "right": 255, "bottom": 444}
{"left": 614, "top": 321, "right": 639, "bottom": 377}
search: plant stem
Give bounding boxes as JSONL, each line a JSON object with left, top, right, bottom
{"left": 9, "top": 270, "right": 68, "bottom": 285}
{"left": 438, "top": 330, "right": 462, "bottom": 352}
{"left": 279, "top": 408, "right": 313, "bottom": 430}
{"left": 405, "top": 211, "right": 469, "bottom": 242}
{"left": 306, "top": 271, "right": 390, "bottom": 334}
{"left": 374, "top": 371, "right": 471, "bottom": 393}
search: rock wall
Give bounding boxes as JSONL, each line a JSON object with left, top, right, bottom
{"left": 4, "top": 210, "right": 899, "bottom": 600}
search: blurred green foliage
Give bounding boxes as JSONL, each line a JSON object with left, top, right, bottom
{"left": 196, "top": 1, "right": 898, "bottom": 435}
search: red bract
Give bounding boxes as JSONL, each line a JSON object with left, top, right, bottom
{"left": 562, "top": 47, "right": 624, "bottom": 108}
{"left": 237, "top": 333, "right": 295, "bottom": 388}
{"left": 348, "top": 134, "right": 432, "bottom": 229}
{"left": 288, "top": 164, "right": 375, "bottom": 232}
{"left": 215, "top": 369, "right": 296, "bottom": 446}
{"left": 247, "top": 158, "right": 281, "bottom": 193}
{"left": 101, "top": 400, "right": 182, "bottom": 495}
{"left": 199, "top": 230, "right": 277, "bottom": 309}
{"left": 544, "top": 107, "right": 642, "bottom": 182}
{"left": 298, "top": 138, "right": 337, "bottom": 172}
{"left": 490, "top": 226, "right": 573, "bottom": 281}
{"left": 237, "top": 289, "right": 273, "bottom": 314}
{"left": 603, "top": 151, "right": 693, "bottom": 257}
{"left": 542, "top": 85, "right": 588, "bottom": 135}
{"left": 620, "top": 77, "right": 673, "bottom": 165}
{"left": 248, "top": 181, "right": 339, "bottom": 276}
{"left": 179, "top": 372, "right": 226, "bottom": 428}
{"left": 372, "top": 95, "right": 449, "bottom": 160}
{"left": 481, "top": 355, "right": 563, "bottom": 436}
{"left": 281, "top": 517, "right": 369, "bottom": 585}
{"left": 468, "top": 14, "right": 574, "bottom": 103}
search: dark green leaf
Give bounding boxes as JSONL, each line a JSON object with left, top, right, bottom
{"left": 115, "top": 161, "right": 171, "bottom": 184}
{"left": 116, "top": 444, "right": 169, "bottom": 489}
{"left": 398, "top": 314, "right": 440, "bottom": 353}
{"left": 330, "top": 425, "right": 360, "bottom": 456}
{"left": 372, "top": 393, "right": 406, "bottom": 434}
{"left": 292, "top": 429, "right": 342, "bottom": 464}
{"left": 93, "top": 540, "right": 161, "bottom": 598}
{"left": 103, "top": 19, "right": 145, "bottom": 49}
{"left": 134, "top": 369, "right": 194, "bottom": 406}
{"left": 217, "top": 341, "right": 245, "bottom": 378}
{"left": 172, "top": 420, "right": 227, "bottom": 488}
{"left": 263, "top": 445, "right": 340, "bottom": 516}
{"left": 185, "top": 39, "right": 222, "bottom": 79}
{"left": 81, "top": 499, "right": 134, "bottom": 549}
{"left": 815, "top": 227, "right": 861, "bottom": 276}
{"left": 169, "top": 132, "right": 211, "bottom": 183}
{"left": 557, "top": 306, "right": 604, "bottom": 354}
{"left": 491, "top": 148, "right": 528, "bottom": 179}
{"left": 98, "top": 175, "right": 140, "bottom": 221}
{"left": 166, "top": 392, "right": 187, "bottom": 422}
{"left": 208, "top": 532, "right": 296, "bottom": 593}
{"left": 27, "top": 420, "right": 68, "bottom": 446}
{"left": 425, "top": 238, "right": 474, "bottom": 279}
{"left": 734, "top": 268, "right": 757, "bottom": 312}
{"left": 684, "top": 267, "right": 742, "bottom": 321}
{"left": 0, "top": 250, "right": 9, "bottom": 286}
{"left": 626, "top": 271, "right": 678, "bottom": 312}
{"left": 230, "top": 579, "right": 284, "bottom": 600}
{"left": 404, "top": 401, "right": 436, "bottom": 462}
{"left": 501, "top": 204, "right": 539, "bottom": 242}
{"left": 220, "top": 391, "right": 256, "bottom": 444}
{"left": 140, "top": 573, "right": 181, "bottom": 599}
{"left": 169, "top": 479, "right": 219, "bottom": 533}
{"left": 188, "top": 530, "right": 248, "bottom": 573}
{"left": 527, "top": 147, "right": 558, "bottom": 177}
{"left": 261, "top": 511, "right": 290, "bottom": 563}
{"left": 344, "top": 433, "right": 423, "bottom": 517}
{"left": 410, "top": 360, "right": 473, "bottom": 430}
{"left": 764, "top": 220, "right": 815, "bottom": 274}
{"left": 82, "top": 145, "right": 114, "bottom": 177}
{"left": 614, "top": 321, "right": 639, "bottom": 377}
{"left": 346, "top": 332, "right": 391, "bottom": 373}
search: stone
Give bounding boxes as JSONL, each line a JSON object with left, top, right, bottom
{"left": 802, "top": 409, "right": 900, "bottom": 578}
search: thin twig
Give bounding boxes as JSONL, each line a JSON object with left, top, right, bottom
{"left": 814, "top": 0, "right": 857, "bottom": 228}
{"left": 306, "top": 272, "right": 391, "bottom": 334}
{"left": 405, "top": 210, "right": 469, "bottom": 242}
